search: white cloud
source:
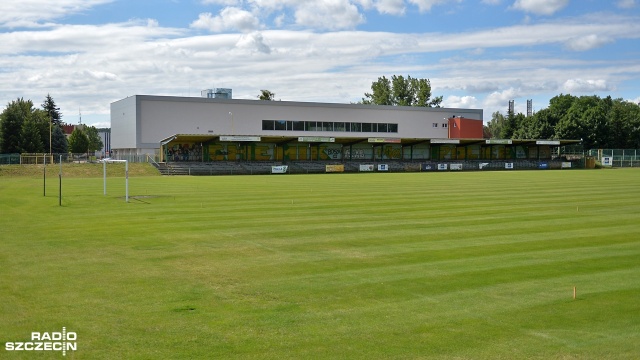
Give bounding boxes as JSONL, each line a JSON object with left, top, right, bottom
{"left": 235, "top": 32, "right": 272, "bottom": 53}
{"left": 1, "top": 6, "right": 639, "bottom": 126}
{"left": 202, "top": 0, "right": 241, "bottom": 5}
{"left": 293, "top": 0, "right": 365, "bottom": 30}
{"left": 562, "top": 79, "right": 611, "bottom": 93}
{"left": 616, "top": 0, "right": 636, "bottom": 9}
{"left": 0, "top": 0, "right": 113, "bottom": 27}
{"left": 373, "top": 0, "right": 406, "bottom": 15}
{"left": 83, "top": 70, "right": 119, "bottom": 81}
{"left": 565, "top": 34, "right": 613, "bottom": 51}
{"left": 482, "top": 0, "right": 502, "bottom": 4}
{"left": 408, "top": 0, "right": 459, "bottom": 12}
{"left": 191, "top": 7, "right": 261, "bottom": 33}
{"left": 484, "top": 88, "right": 522, "bottom": 108}
{"left": 444, "top": 95, "right": 479, "bottom": 109}
{"left": 511, "top": 0, "right": 569, "bottom": 16}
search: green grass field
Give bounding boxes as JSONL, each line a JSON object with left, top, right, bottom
{"left": 1, "top": 166, "right": 639, "bottom": 359}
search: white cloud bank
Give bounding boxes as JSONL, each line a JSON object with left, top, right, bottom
{"left": 0, "top": 0, "right": 639, "bottom": 124}
{"left": 511, "top": 0, "right": 569, "bottom": 16}
{"left": 562, "top": 79, "right": 612, "bottom": 93}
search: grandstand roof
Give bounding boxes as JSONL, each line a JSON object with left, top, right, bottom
{"left": 160, "top": 134, "right": 581, "bottom": 147}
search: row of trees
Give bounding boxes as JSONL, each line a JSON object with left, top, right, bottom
{"left": 486, "top": 94, "right": 640, "bottom": 149}
{"left": 259, "top": 75, "right": 444, "bottom": 107}
{"left": 0, "top": 95, "right": 103, "bottom": 154}
{"left": 361, "top": 75, "right": 443, "bottom": 107}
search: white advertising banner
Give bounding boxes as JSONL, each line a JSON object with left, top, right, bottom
{"left": 377, "top": 164, "right": 389, "bottom": 171}
{"left": 562, "top": 162, "right": 572, "bottom": 168}
{"left": 438, "top": 164, "right": 448, "bottom": 171}
{"left": 219, "top": 136, "right": 261, "bottom": 142}
{"left": 602, "top": 157, "right": 613, "bottom": 167}
{"left": 271, "top": 165, "right": 288, "bottom": 174}
{"left": 505, "top": 163, "right": 514, "bottom": 169}
{"left": 360, "top": 164, "right": 374, "bottom": 172}
{"left": 450, "top": 164, "right": 463, "bottom": 171}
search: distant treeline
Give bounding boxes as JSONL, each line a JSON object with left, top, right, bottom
{"left": 485, "top": 94, "right": 640, "bottom": 149}
{"left": 0, "top": 96, "right": 102, "bottom": 154}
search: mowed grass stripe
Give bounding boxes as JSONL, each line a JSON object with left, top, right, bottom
{"left": 1, "top": 169, "right": 639, "bottom": 359}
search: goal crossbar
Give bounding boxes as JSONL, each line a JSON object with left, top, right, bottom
{"left": 103, "top": 159, "right": 129, "bottom": 202}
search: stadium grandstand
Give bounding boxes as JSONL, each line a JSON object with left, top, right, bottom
{"left": 110, "top": 93, "right": 580, "bottom": 175}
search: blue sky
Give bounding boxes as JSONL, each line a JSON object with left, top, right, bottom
{"left": 0, "top": 0, "right": 639, "bottom": 126}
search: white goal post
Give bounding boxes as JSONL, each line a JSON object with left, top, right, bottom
{"left": 103, "top": 159, "right": 129, "bottom": 202}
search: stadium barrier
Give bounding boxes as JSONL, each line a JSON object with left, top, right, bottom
{"left": 588, "top": 149, "right": 640, "bottom": 168}
{"left": 150, "top": 158, "right": 584, "bottom": 176}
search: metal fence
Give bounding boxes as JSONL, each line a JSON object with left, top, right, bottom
{"left": 587, "top": 149, "right": 640, "bottom": 167}
{"left": 0, "top": 153, "right": 163, "bottom": 165}
{"left": 0, "top": 154, "right": 20, "bottom": 165}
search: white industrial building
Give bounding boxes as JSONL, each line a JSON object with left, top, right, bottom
{"left": 110, "top": 94, "right": 483, "bottom": 161}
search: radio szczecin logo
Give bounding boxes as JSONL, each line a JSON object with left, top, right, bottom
{"left": 5, "top": 327, "right": 77, "bottom": 356}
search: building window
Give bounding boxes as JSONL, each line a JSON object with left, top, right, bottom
{"left": 262, "top": 120, "right": 397, "bottom": 133}
{"left": 262, "top": 120, "right": 275, "bottom": 130}
{"left": 432, "top": 123, "right": 438, "bottom": 128}
{"left": 275, "top": 120, "right": 286, "bottom": 130}
{"left": 442, "top": 123, "right": 448, "bottom": 128}
{"left": 293, "top": 121, "right": 304, "bottom": 131}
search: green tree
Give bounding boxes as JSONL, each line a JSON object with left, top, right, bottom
{"left": 30, "top": 109, "right": 52, "bottom": 153}
{"left": 51, "top": 125, "right": 68, "bottom": 154}
{"left": 524, "top": 108, "right": 557, "bottom": 139}
{"left": 362, "top": 76, "right": 392, "bottom": 105}
{"left": 362, "top": 75, "right": 442, "bottom": 107}
{"left": 606, "top": 99, "right": 640, "bottom": 148}
{"left": 411, "top": 77, "right": 442, "bottom": 107}
{"left": 20, "top": 113, "right": 44, "bottom": 153}
{"left": 258, "top": 90, "right": 276, "bottom": 101}
{"left": 547, "top": 94, "right": 576, "bottom": 120}
{"left": 42, "top": 94, "right": 62, "bottom": 126}
{"left": 391, "top": 75, "right": 413, "bottom": 106}
{"left": 68, "top": 127, "right": 89, "bottom": 154}
{"left": 553, "top": 95, "right": 607, "bottom": 148}
{"left": 85, "top": 126, "right": 103, "bottom": 153}
{"left": 0, "top": 98, "right": 33, "bottom": 153}
{"left": 486, "top": 111, "right": 506, "bottom": 139}
{"left": 500, "top": 107, "right": 517, "bottom": 139}
{"left": 509, "top": 113, "right": 527, "bottom": 139}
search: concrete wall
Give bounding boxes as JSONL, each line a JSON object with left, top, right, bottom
{"left": 110, "top": 96, "right": 137, "bottom": 149}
